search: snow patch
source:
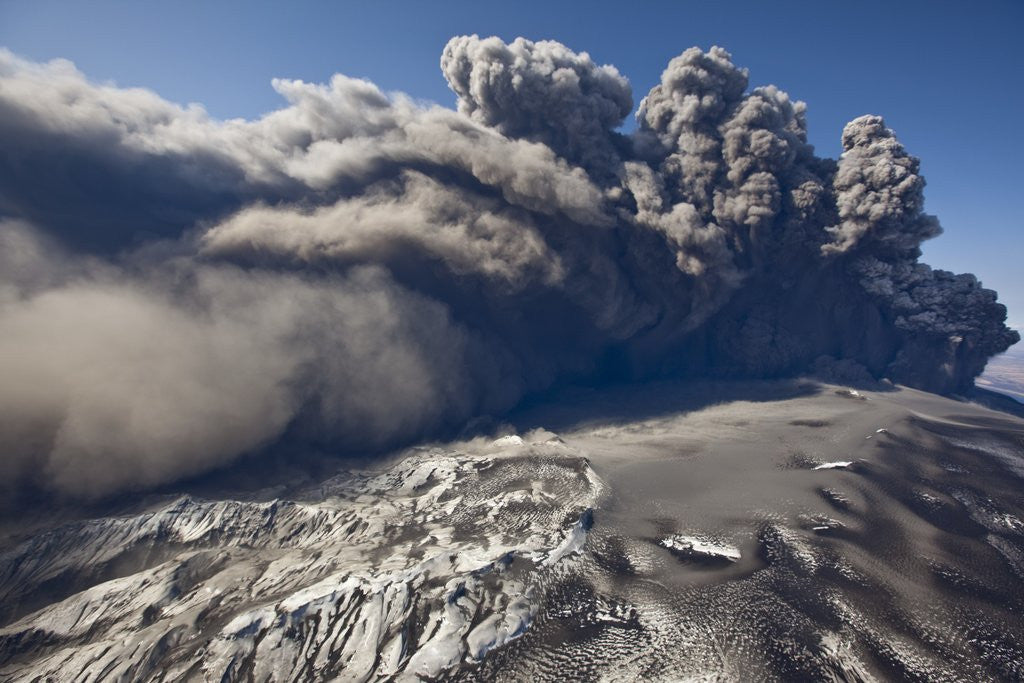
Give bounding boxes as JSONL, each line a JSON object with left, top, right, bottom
{"left": 814, "top": 461, "right": 853, "bottom": 470}
{"left": 660, "top": 534, "right": 741, "bottom": 563}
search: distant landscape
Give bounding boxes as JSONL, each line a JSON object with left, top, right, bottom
{"left": 977, "top": 333, "right": 1024, "bottom": 402}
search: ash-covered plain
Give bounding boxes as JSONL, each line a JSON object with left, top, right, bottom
{"left": 2, "top": 381, "right": 1024, "bottom": 680}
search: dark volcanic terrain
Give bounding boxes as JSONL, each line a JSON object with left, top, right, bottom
{"left": 2, "top": 380, "right": 1024, "bottom": 681}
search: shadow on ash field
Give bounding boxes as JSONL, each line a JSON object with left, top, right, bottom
{"left": 3, "top": 379, "right": 1024, "bottom": 681}
{"left": 470, "top": 380, "right": 1024, "bottom": 681}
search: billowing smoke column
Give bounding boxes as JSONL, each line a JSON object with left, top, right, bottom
{"left": 0, "top": 37, "right": 1016, "bottom": 498}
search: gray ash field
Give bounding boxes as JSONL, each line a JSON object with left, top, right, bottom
{"left": 3, "top": 380, "right": 1024, "bottom": 681}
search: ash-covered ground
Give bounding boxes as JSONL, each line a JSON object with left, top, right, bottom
{"left": 2, "top": 380, "right": 1023, "bottom": 681}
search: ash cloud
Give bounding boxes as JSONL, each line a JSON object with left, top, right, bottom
{"left": 0, "top": 40, "right": 1016, "bottom": 498}
{"left": 441, "top": 35, "right": 632, "bottom": 174}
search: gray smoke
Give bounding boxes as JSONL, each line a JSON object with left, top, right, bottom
{"left": 441, "top": 35, "right": 632, "bottom": 174}
{"left": 0, "top": 39, "right": 1016, "bottom": 498}
{"left": 825, "top": 115, "right": 942, "bottom": 254}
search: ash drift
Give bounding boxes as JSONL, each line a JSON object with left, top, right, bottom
{"left": 0, "top": 37, "right": 1017, "bottom": 498}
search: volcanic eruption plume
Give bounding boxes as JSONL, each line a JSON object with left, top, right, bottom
{"left": 0, "top": 37, "right": 1016, "bottom": 498}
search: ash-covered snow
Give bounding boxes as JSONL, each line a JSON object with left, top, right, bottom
{"left": 0, "top": 435, "right": 602, "bottom": 682}
{"left": 660, "top": 535, "right": 741, "bottom": 563}
{"left": 3, "top": 381, "right": 1024, "bottom": 681}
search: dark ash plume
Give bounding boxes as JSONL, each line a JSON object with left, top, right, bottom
{"left": 441, "top": 35, "right": 632, "bottom": 174}
{"left": 0, "top": 40, "right": 1015, "bottom": 498}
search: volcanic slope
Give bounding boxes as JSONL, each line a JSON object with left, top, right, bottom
{"left": 2, "top": 380, "right": 1024, "bottom": 681}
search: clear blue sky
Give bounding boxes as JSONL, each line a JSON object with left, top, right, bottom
{"left": 2, "top": 0, "right": 1021, "bottom": 326}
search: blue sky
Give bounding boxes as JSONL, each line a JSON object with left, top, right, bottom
{"left": 1, "top": 0, "right": 1021, "bottom": 326}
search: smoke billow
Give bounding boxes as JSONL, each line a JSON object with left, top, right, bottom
{"left": 0, "top": 38, "right": 1016, "bottom": 498}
